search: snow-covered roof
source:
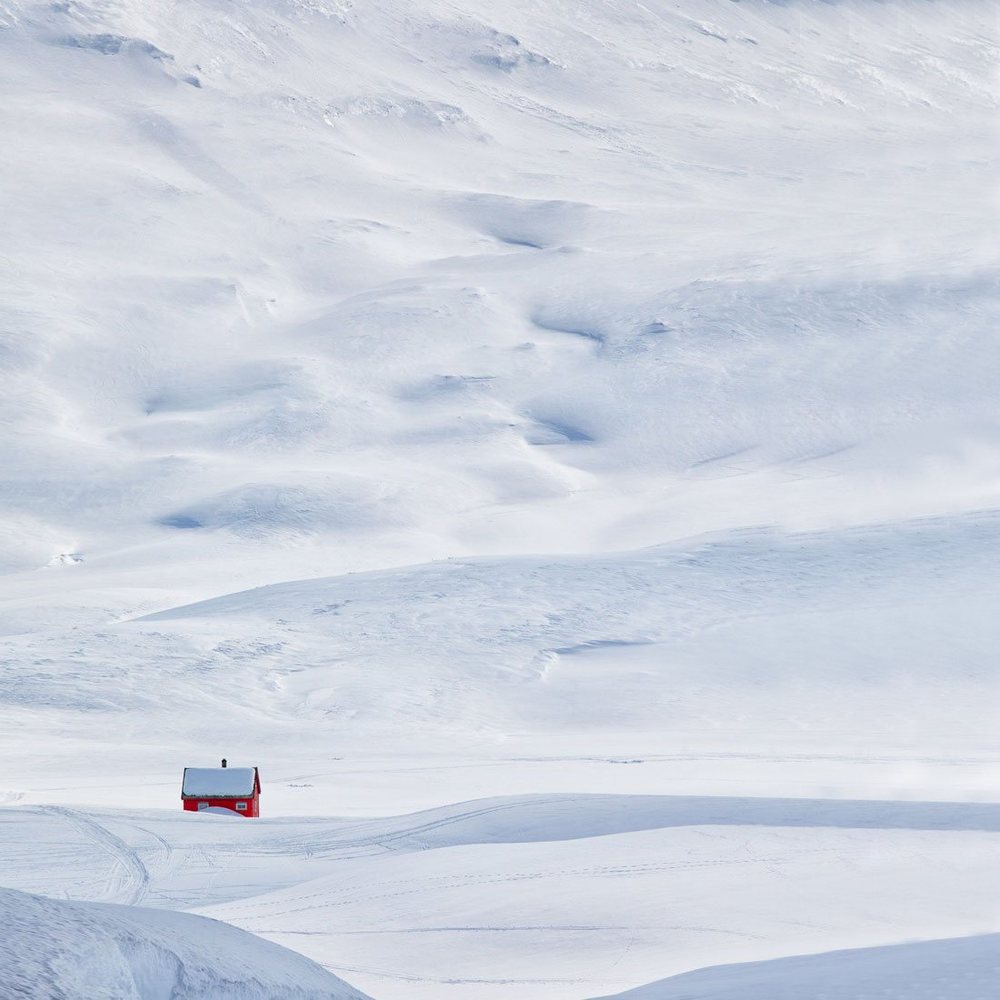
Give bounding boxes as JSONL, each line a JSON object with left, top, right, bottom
{"left": 182, "top": 767, "right": 258, "bottom": 798}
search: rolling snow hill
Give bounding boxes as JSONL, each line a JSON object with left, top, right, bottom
{"left": 0, "top": 885, "right": 370, "bottom": 999}
{"left": 1, "top": 0, "right": 999, "bottom": 997}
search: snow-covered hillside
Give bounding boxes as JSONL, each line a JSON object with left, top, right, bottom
{"left": 3, "top": 0, "right": 997, "bottom": 620}
{"left": 1, "top": 0, "right": 999, "bottom": 997}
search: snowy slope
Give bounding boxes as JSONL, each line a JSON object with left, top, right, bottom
{"left": 2, "top": 0, "right": 1000, "bottom": 998}
{"left": 1, "top": 0, "right": 997, "bottom": 624}
{"left": 0, "top": 886, "right": 370, "bottom": 999}
{"left": 5, "top": 514, "right": 1000, "bottom": 816}
{"left": 589, "top": 934, "right": 1000, "bottom": 1000}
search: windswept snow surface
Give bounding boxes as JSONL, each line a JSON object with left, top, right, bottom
{"left": 0, "top": 886, "right": 370, "bottom": 999}
{"left": 2, "top": 0, "right": 1000, "bottom": 997}
{"left": 588, "top": 934, "right": 1000, "bottom": 1000}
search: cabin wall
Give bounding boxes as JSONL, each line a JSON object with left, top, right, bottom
{"left": 183, "top": 795, "right": 259, "bottom": 817}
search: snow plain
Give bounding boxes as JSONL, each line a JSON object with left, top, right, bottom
{"left": 2, "top": 0, "right": 1000, "bottom": 997}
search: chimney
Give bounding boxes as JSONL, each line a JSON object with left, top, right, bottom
{"left": 221, "top": 758, "right": 228, "bottom": 768}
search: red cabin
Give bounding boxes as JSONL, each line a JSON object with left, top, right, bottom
{"left": 181, "top": 759, "right": 261, "bottom": 817}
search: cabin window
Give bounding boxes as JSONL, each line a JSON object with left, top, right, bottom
{"left": 235, "top": 801, "right": 247, "bottom": 810}
{"left": 197, "top": 802, "right": 208, "bottom": 810}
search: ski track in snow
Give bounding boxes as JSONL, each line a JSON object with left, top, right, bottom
{"left": 40, "top": 806, "right": 153, "bottom": 906}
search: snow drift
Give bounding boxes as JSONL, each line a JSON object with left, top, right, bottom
{"left": 589, "top": 934, "right": 1000, "bottom": 1000}
{"left": 0, "top": 886, "right": 370, "bottom": 999}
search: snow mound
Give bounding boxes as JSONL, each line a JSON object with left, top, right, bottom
{"left": 0, "top": 887, "right": 370, "bottom": 1000}
{"left": 589, "top": 933, "right": 1000, "bottom": 1000}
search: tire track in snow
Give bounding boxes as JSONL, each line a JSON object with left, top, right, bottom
{"left": 230, "top": 854, "right": 779, "bottom": 923}
{"left": 41, "top": 806, "right": 151, "bottom": 905}
{"left": 129, "top": 822, "right": 174, "bottom": 873}
{"left": 289, "top": 799, "right": 541, "bottom": 858}
{"left": 321, "top": 960, "right": 596, "bottom": 988}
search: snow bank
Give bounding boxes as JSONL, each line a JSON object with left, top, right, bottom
{"left": 589, "top": 933, "right": 1000, "bottom": 1000}
{"left": 0, "top": 887, "right": 370, "bottom": 1000}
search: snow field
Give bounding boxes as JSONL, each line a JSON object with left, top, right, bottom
{"left": 2, "top": 0, "right": 1000, "bottom": 997}
{"left": 4, "top": 795, "right": 1000, "bottom": 999}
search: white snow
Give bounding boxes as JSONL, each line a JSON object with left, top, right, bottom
{"left": 588, "top": 934, "right": 1000, "bottom": 1000}
{"left": 181, "top": 767, "right": 257, "bottom": 798}
{"left": 3, "top": 798, "right": 1000, "bottom": 1000}
{"left": 0, "top": 886, "right": 370, "bottom": 999}
{"left": 2, "top": 0, "right": 999, "bottom": 997}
